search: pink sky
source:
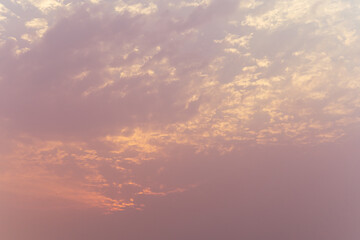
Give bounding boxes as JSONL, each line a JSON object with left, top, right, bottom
{"left": 0, "top": 0, "right": 360, "bottom": 239}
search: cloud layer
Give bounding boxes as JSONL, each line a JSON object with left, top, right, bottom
{"left": 0, "top": 1, "right": 360, "bottom": 238}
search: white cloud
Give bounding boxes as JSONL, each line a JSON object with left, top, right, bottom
{"left": 169, "top": 0, "right": 212, "bottom": 8}
{"left": 27, "top": 0, "right": 64, "bottom": 13}
{"left": 239, "top": 0, "right": 263, "bottom": 9}
{"left": 21, "top": 18, "right": 48, "bottom": 42}
{"left": 25, "top": 18, "right": 48, "bottom": 29}
{"left": 0, "top": 3, "right": 18, "bottom": 21}
{"left": 256, "top": 57, "right": 271, "bottom": 68}
{"left": 11, "top": 0, "right": 65, "bottom": 13}
{"left": 0, "top": 3, "right": 9, "bottom": 22}
{"left": 241, "top": 0, "right": 352, "bottom": 31}
{"left": 115, "top": 1, "right": 157, "bottom": 16}
{"left": 242, "top": 0, "right": 313, "bottom": 30}
{"left": 215, "top": 33, "right": 253, "bottom": 48}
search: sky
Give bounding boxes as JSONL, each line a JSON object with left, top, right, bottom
{"left": 0, "top": 0, "right": 360, "bottom": 239}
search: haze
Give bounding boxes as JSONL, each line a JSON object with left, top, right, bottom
{"left": 0, "top": 0, "right": 360, "bottom": 239}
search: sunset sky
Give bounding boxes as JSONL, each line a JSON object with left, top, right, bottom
{"left": 0, "top": 0, "right": 360, "bottom": 239}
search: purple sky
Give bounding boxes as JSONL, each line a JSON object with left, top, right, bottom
{"left": 1, "top": 0, "right": 360, "bottom": 239}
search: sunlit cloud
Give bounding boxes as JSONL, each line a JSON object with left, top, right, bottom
{"left": 0, "top": 0, "right": 359, "bottom": 217}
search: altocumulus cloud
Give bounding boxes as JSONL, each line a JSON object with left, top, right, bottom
{"left": 0, "top": 0, "right": 359, "bottom": 219}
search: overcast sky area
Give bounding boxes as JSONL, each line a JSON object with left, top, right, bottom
{"left": 0, "top": 0, "right": 360, "bottom": 239}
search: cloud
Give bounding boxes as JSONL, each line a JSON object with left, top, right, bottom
{"left": 13, "top": 0, "right": 65, "bottom": 13}
{"left": 115, "top": 1, "right": 158, "bottom": 16}
{"left": 21, "top": 18, "right": 49, "bottom": 42}
{"left": 0, "top": 0, "right": 360, "bottom": 215}
{"left": 0, "top": 3, "right": 10, "bottom": 22}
